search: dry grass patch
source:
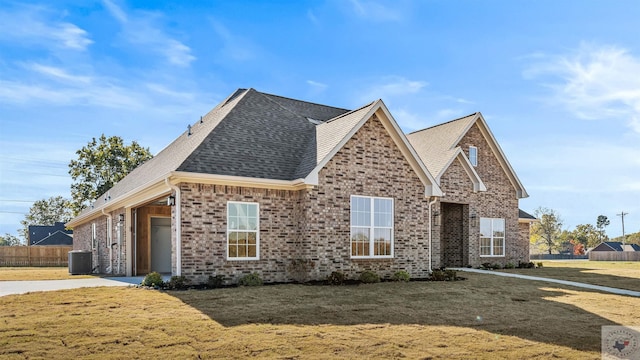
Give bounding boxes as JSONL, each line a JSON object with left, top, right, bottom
{"left": 0, "top": 267, "right": 94, "bottom": 281}
{"left": 500, "top": 261, "right": 640, "bottom": 292}
{"left": 2, "top": 273, "right": 640, "bottom": 359}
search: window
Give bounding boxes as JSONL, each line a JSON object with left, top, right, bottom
{"left": 91, "top": 223, "right": 97, "bottom": 250}
{"left": 469, "top": 146, "right": 478, "bottom": 167}
{"left": 227, "top": 202, "right": 259, "bottom": 260}
{"left": 350, "top": 195, "right": 394, "bottom": 258}
{"left": 480, "top": 218, "right": 505, "bottom": 256}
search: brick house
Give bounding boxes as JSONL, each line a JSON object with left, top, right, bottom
{"left": 67, "top": 88, "right": 529, "bottom": 283}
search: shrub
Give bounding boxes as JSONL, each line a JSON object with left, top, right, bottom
{"left": 492, "top": 263, "right": 503, "bottom": 270}
{"left": 141, "top": 272, "right": 164, "bottom": 287}
{"left": 392, "top": 270, "right": 411, "bottom": 282}
{"left": 359, "top": 270, "right": 381, "bottom": 284}
{"left": 207, "top": 275, "right": 225, "bottom": 288}
{"left": 166, "top": 276, "right": 189, "bottom": 290}
{"left": 287, "top": 258, "right": 315, "bottom": 283}
{"left": 536, "top": 262, "right": 544, "bottom": 268}
{"left": 504, "top": 262, "right": 515, "bottom": 269}
{"left": 481, "top": 262, "right": 493, "bottom": 270}
{"left": 430, "top": 269, "right": 457, "bottom": 281}
{"left": 327, "top": 271, "right": 346, "bottom": 285}
{"left": 518, "top": 261, "right": 535, "bottom": 269}
{"left": 238, "top": 272, "right": 263, "bottom": 286}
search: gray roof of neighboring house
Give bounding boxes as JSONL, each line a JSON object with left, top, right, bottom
{"left": 29, "top": 222, "right": 72, "bottom": 245}
{"left": 593, "top": 241, "right": 640, "bottom": 252}
{"left": 32, "top": 230, "right": 73, "bottom": 246}
{"left": 519, "top": 209, "right": 536, "bottom": 220}
{"left": 405, "top": 113, "right": 478, "bottom": 177}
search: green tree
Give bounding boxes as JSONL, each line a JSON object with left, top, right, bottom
{"left": 572, "top": 224, "right": 600, "bottom": 248}
{"left": 596, "top": 215, "right": 610, "bottom": 242}
{"left": 531, "top": 207, "right": 563, "bottom": 254}
{"left": 19, "top": 196, "right": 74, "bottom": 242}
{"left": 69, "top": 134, "right": 153, "bottom": 214}
{"left": 0, "top": 233, "right": 22, "bottom": 246}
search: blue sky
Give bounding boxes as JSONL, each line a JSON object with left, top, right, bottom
{"left": 1, "top": 0, "right": 639, "bottom": 239}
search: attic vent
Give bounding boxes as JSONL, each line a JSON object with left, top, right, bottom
{"left": 200, "top": 116, "right": 203, "bottom": 124}
{"left": 307, "top": 117, "right": 323, "bottom": 125}
{"left": 187, "top": 124, "right": 192, "bottom": 136}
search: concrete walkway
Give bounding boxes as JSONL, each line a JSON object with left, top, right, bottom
{"left": 0, "top": 277, "right": 145, "bottom": 297}
{"left": 452, "top": 268, "right": 640, "bottom": 297}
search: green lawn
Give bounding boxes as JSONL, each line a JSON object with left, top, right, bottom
{"left": 2, "top": 269, "right": 640, "bottom": 359}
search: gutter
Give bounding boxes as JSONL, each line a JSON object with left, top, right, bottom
{"left": 166, "top": 178, "right": 182, "bottom": 276}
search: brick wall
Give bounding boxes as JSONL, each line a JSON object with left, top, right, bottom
{"left": 438, "top": 122, "right": 528, "bottom": 267}
{"left": 177, "top": 114, "right": 433, "bottom": 284}
{"left": 72, "top": 207, "right": 127, "bottom": 275}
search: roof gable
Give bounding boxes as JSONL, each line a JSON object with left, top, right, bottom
{"left": 406, "top": 112, "right": 528, "bottom": 199}
{"left": 304, "top": 100, "right": 442, "bottom": 197}
{"left": 32, "top": 230, "right": 73, "bottom": 246}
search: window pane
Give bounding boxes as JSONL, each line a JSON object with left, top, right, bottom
{"left": 374, "top": 228, "right": 391, "bottom": 256}
{"left": 374, "top": 198, "right": 392, "bottom": 227}
{"left": 493, "top": 219, "right": 505, "bottom": 238}
{"left": 228, "top": 244, "right": 237, "bottom": 257}
{"left": 351, "top": 227, "right": 370, "bottom": 256}
{"left": 247, "top": 204, "right": 257, "bottom": 217}
{"left": 248, "top": 232, "right": 256, "bottom": 245}
{"left": 247, "top": 245, "right": 256, "bottom": 258}
{"left": 228, "top": 203, "right": 238, "bottom": 217}
{"left": 239, "top": 215, "right": 248, "bottom": 230}
{"left": 238, "top": 232, "right": 247, "bottom": 245}
{"left": 480, "top": 218, "right": 491, "bottom": 238}
{"left": 228, "top": 232, "right": 238, "bottom": 245}
{"left": 238, "top": 243, "right": 247, "bottom": 257}
{"left": 494, "top": 238, "right": 504, "bottom": 256}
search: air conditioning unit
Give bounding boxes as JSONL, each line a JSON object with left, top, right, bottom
{"left": 68, "top": 250, "right": 92, "bottom": 275}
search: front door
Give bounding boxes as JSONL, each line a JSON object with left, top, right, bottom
{"left": 150, "top": 217, "right": 171, "bottom": 273}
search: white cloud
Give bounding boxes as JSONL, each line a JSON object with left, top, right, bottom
{"left": 102, "top": 0, "right": 195, "bottom": 67}
{"left": 24, "top": 63, "right": 92, "bottom": 84}
{"left": 358, "top": 76, "right": 428, "bottom": 103}
{"left": 347, "top": 0, "right": 402, "bottom": 22}
{"left": 0, "top": 5, "right": 92, "bottom": 51}
{"left": 524, "top": 43, "right": 640, "bottom": 134}
{"left": 307, "top": 80, "right": 328, "bottom": 91}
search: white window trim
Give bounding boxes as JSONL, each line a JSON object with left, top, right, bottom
{"left": 350, "top": 195, "right": 394, "bottom": 259}
{"left": 479, "top": 217, "right": 505, "bottom": 257}
{"left": 91, "top": 223, "right": 97, "bottom": 250}
{"left": 469, "top": 146, "right": 478, "bottom": 167}
{"left": 226, "top": 201, "right": 260, "bottom": 261}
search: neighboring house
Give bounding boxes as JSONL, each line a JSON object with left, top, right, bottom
{"left": 591, "top": 242, "right": 640, "bottom": 252}
{"left": 67, "top": 88, "right": 529, "bottom": 283}
{"left": 28, "top": 222, "right": 73, "bottom": 246}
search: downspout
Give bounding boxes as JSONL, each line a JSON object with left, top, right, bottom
{"left": 101, "top": 209, "right": 113, "bottom": 274}
{"left": 116, "top": 219, "right": 122, "bottom": 274}
{"left": 428, "top": 196, "right": 438, "bottom": 272}
{"left": 166, "top": 178, "right": 181, "bottom": 276}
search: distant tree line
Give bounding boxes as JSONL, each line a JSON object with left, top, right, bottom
{"left": 530, "top": 207, "right": 638, "bottom": 255}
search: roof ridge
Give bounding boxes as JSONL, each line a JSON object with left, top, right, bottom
{"left": 255, "top": 90, "right": 313, "bottom": 119}
{"left": 407, "top": 112, "right": 479, "bottom": 135}
{"left": 257, "top": 90, "right": 350, "bottom": 113}
{"left": 323, "top": 101, "right": 375, "bottom": 124}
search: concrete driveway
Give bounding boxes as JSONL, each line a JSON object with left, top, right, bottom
{"left": 0, "top": 277, "right": 145, "bottom": 297}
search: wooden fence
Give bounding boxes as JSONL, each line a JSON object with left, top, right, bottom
{"left": 0, "top": 246, "right": 73, "bottom": 267}
{"left": 589, "top": 251, "right": 640, "bottom": 261}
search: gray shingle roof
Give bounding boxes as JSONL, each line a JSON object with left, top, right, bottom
{"left": 177, "top": 89, "right": 350, "bottom": 180}
{"left": 519, "top": 209, "right": 536, "bottom": 220}
{"left": 80, "top": 88, "right": 354, "bottom": 215}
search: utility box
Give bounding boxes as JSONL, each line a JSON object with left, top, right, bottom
{"left": 68, "top": 250, "right": 92, "bottom": 275}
